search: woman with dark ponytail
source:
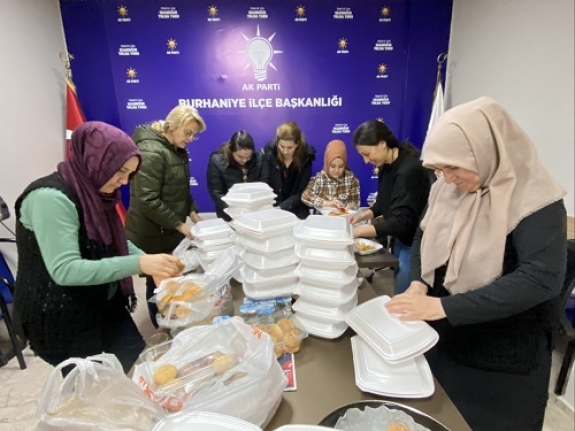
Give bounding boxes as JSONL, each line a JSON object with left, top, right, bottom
{"left": 348, "top": 120, "right": 431, "bottom": 294}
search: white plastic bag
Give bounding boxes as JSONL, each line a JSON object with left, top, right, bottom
{"left": 133, "top": 317, "right": 287, "bottom": 427}
{"left": 36, "top": 354, "right": 165, "bottom": 431}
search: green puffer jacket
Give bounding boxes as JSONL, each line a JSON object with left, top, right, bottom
{"left": 125, "top": 125, "right": 199, "bottom": 254}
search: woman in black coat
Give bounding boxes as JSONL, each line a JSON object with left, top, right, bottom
{"left": 262, "top": 121, "right": 315, "bottom": 219}
{"left": 207, "top": 130, "right": 267, "bottom": 221}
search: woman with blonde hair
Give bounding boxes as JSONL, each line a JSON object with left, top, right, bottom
{"left": 125, "top": 105, "right": 206, "bottom": 327}
{"left": 263, "top": 121, "right": 316, "bottom": 219}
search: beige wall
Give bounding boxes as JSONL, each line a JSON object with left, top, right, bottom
{"left": 0, "top": 0, "right": 67, "bottom": 270}
{"left": 447, "top": 0, "right": 575, "bottom": 216}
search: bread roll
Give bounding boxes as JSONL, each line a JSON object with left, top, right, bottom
{"left": 277, "top": 318, "right": 295, "bottom": 332}
{"left": 153, "top": 364, "right": 178, "bottom": 386}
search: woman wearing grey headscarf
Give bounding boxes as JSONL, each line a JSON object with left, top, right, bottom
{"left": 387, "top": 97, "right": 567, "bottom": 431}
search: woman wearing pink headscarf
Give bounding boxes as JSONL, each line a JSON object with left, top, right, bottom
{"left": 301, "top": 139, "right": 360, "bottom": 210}
{"left": 387, "top": 97, "right": 567, "bottom": 430}
{"left": 13, "top": 122, "right": 181, "bottom": 374}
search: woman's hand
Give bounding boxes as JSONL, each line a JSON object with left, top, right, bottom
{"left": 189, "top": 211, "right": 203, "bottom": 224}
{"left": 325, "top": 200, "right": 345, "bottom": 208}
{"left": 385, "top": 289, "right": 446, "bottom": 322}
{"left": 404, "top": 281, "right": 428, "bottom": 295}
{"left": 348, "top": 209, "right": 373, "bottom": 225}
{"left": 139, "top": 254, "right": 183, "bottom": 279}
{"left": 352, "top": 224, "right": 376, "bottom": 239}
{"left": 176, "top": 223, "right": 194, "bottom": 239}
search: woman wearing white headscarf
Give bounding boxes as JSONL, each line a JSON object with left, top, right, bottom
{"left": 387, "top": 97, "right": 567, "bottom": 431}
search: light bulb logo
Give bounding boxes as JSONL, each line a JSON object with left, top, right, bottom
{"left": 241, "top": 25, "right": 283, "bottom": 82}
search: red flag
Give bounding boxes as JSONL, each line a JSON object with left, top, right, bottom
{"left": 64, "top": 78, "right": 128, "bottom": 224}
{"left": 65, "top": 79, "right": 85, "bottom": 159}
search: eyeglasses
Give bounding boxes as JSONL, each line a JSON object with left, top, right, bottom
{"left": 434, "top": 166, "right": 457, "bottom": 178}
{"left": 183, "top": 129, "right": 200, "bottom": 141}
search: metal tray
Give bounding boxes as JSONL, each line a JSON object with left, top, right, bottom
{"left": 318, "top": 400, "right": 451, "bottom": 431}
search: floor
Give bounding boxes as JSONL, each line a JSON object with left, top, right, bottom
{"left": 0, "top": 270, "right": 573, "bottom": 430}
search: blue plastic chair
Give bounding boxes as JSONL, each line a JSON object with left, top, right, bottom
{"left": 0, "top": 197, "right": 27, "bottom": 369}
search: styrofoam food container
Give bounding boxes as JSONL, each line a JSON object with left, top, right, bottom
{"left": 292, "top": 293, "right": 358, "bottom": 324}
{"left": 231, "top": 220, "right": 296, "bottom": 240}
{"left": 224, "top": 204, "right": 274, "bottom": 219}
{"left": 294, "top": 262, "right": 358, "bottom": 287}
{"left": 153, "top": 411, "right": 261, "bottom": 430}
{"left": 229, "top": 182, "right": 273, "bottom": 193}
{"left": 293, "top": 216, "right": 353, "bottom": 247}
{"left": 242, "top": 279, "right": 296, "bottom": 300}
{"left": 223, "top": 185, "right": 276, "bottom": 201}
{"left": 274, "top": 426, "right": 335, "bottom": 431}
{"left": 350, "top": 336, "right": 434, "bottom": 398}
{"left": 239, "top": 246, "right": 299, "bottom": 270}
{"left": 345, "top": 295, "right": 439, "bottom": 363}
{"left": 353, "top": 238, "right": 384, "bottom": 255}
{"left": 293, "top": 279, "right": 359, "bottom": 306}
{"left": 295, "top": 243, "right": 355, "bottom": 269}
{"left": 295, "top": 312, "right": 348, "bottom": 339}
{"left": 236, "top": 231, "right": 296, "bottom": 253}
{"left": 197, "top": 248, "right": 225, "bottom": 261}
{"left": 194, "top": 241, "right": 234, "bottom": 253}
{"left": 233, "top": 208, "right": 299, "bottom": 232}
{"left": 243, "top": 262, "right": 298, "bottom": 279}
{"left": 241, "top": 264, "right": 298, "bottom": 288}
{"left": 191, "top": 233, "right": 235, "bottom": 250}
{"left": 191, "top": 219, "right": 233, "bottom": 240}
{"left": 222, "top": 192, "right": 277, "bottom": 209}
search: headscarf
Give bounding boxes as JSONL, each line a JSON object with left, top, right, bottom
{"left": 419, "top": 97, "right": 565, "bottom": 294}
{"left": 324, "top": 140, "right": 347, "bottom": 178}
{"left": 57, "top": 121, "right": 141, "bottom": 299}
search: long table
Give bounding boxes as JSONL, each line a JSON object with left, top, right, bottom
{"left": 355, "top": 247, "right": 399, "bottom": 269}
{"left": 229, "top": 282, "right": 472, "bottom": 430}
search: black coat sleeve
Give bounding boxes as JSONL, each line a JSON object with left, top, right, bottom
{"left": 442, "top": 200, "right": 567, "bottom": 326}
{"left": 373, "top": 163, "right": 429, "bottom": 246}
{"left": 206, "top": 156, "right": 229, "bottom": 214}
{"left": 279, "top": 161, "right": 313, "bottom": 211}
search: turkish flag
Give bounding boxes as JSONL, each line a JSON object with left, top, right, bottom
{"left": 65, "top": 79, "right": 85, "bottom": 159}
{"left": 64, "top": 79, "right": 127, "bottom": 224}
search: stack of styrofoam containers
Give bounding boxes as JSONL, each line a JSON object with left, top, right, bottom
{"left": 345, "top": 295, "right": 438, "bottom": 398}
{"left": 292, "top": 215, "right": 359, "bottom": 339}
{"left": 190, "top": 219, "right": 235, "bottom": 271}
{"left": 222, "top": 182, "right": 276, "bottom": 220}
{"left": 231, "top": 208, "right": 300, "bottom": 300}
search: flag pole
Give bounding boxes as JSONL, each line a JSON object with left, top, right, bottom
{"left": 59, "top": 52, "right": 76, "bottom": 90}
{"left": 426, "top": 52, "right": 448, "bottom": 138}
{"left": 434, "top": 53, "right": 448, "bottom": 99}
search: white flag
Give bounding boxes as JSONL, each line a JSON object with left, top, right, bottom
{"left": 427, "top": 81, "right": 445, "bottom": 136}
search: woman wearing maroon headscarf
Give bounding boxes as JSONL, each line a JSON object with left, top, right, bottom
{"left": 13, "top": 121, "right": 181, "bottom": 373}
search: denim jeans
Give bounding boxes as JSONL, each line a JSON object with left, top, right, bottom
{"left": 392, "top": 239, "right": 412, "bottom": 294}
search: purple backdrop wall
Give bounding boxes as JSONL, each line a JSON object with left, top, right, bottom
{"left": 60, "top": 0, "right": 452, "bottom": 211}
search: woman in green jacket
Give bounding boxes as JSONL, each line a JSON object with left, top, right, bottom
{"left": 125, "top": 105, "right": 206, "bottom": 327}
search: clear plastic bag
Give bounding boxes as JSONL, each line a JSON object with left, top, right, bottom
{"left": 133, "top": 317, "right": 287, "bottom": 427}
{"left": 172, "top": 238, "right": 200, "bottom": 273}
{"left": 150, "top": 274, "right": 221, "bottom": 330}
{"left": 36, "top": 354, "right": 165, "bottom": 430}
